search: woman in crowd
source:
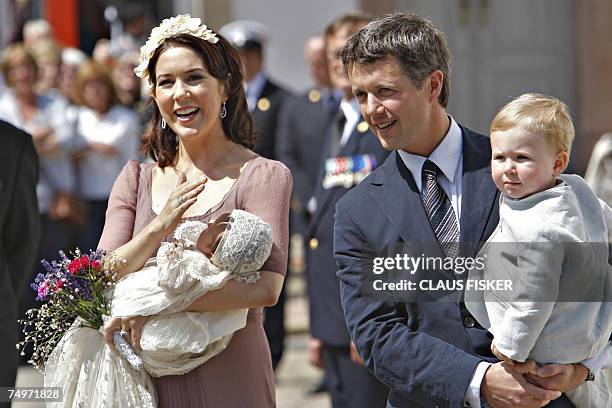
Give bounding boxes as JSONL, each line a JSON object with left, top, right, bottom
{"left": 112, "top": 50, "right": 148, "bottom": 127}
{"left": 98, "top": 15, "right": 292, "bottom": 407}
{"left": 29, "top": 38, "right": 62, "bottom": 95}
{"left": 112, "top": 50, "right": 143, "bottom": 109}
{"left": 74, "top": 60, "right": 140, "bottom": 251}
{"left": 57, "top": 47, "right": 87, "bottom": 106}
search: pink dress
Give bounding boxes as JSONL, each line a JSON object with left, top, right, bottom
{"left": 98, "top": 156, "right": 292, "bottom": 408}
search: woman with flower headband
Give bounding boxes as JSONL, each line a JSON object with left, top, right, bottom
{"left": 96, "top": 15, "right": 291, "bottom": 407}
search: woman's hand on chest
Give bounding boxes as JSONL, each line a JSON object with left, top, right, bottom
{"left": 150, "top": 171, "right": 207, "bottom": 235}
{"left": 152, "top": 159, "right": 249, "bottom": 219}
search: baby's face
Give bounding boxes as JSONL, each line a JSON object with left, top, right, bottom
{"left": 490, "top": 127, "right": 564, "bottom": 199}
{"left": 196, "top": 213, "right": 231, "bottom": 258}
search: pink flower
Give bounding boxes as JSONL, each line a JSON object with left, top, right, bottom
{"left": 38, "top": 280, "right": 50, "bottom": 298}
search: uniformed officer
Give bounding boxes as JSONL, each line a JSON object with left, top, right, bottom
{"left": 220, "top": 20, "right": 292, "bottom": 161}
{"left": 220, "top": 20, "right": 292, "bottom": 370}
{"left": 305, "top": 12, "right": 390, "bottom": 408}
{"left": 275, "top": 35, "right": 339, "bottom": 392}
{"left": 276, "top": 35, "right": 339, "bottom": 237}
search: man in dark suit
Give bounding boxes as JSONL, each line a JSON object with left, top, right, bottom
{"left": 221, "top": 20, "right": 293, "bottom": 369}
{"left": 276, "top": 34, "right": 339, "bottom": 260}
{"left": 0, "top": 120, "right": 40, "bottom": 404}
{"left": 334, "top": 12, "right": 595, "bottom": 408}
{"left": 306, "top": 12, "right": 390, "bottom": 408}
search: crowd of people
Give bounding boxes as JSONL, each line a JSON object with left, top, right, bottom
{"left": 0, "top": 9, "right": 611, "bottom": 408}
{"left": 0, "top": 20, "right": 145, "bottom": 376}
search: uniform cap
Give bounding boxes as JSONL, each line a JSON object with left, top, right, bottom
{"left": 219, "top": 20, "right": 268, "bottom": 50}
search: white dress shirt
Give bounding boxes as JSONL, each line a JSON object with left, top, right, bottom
{"left": 244, "top": 71, "right": 267, "bottom": 112}
{"left": 76, "top": 105, "right": 140, "bottom": 200}
{"left": 338, "top": 98, "right": 361, "bottom": 148}
{"left": 398, "top": 116, "right": 463, "bottom": 226}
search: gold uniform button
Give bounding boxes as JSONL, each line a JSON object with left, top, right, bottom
{"left": 308, "top": 89, "right": 321, "bottom": 103}
{"left": 357, "top": 121, "right": 369, "bottom": 133}
{"left": 257, "top": 97, "right": 271, "bottom": 111}
{"left": 309, "top": 238, "right": 319, "bottom": 250}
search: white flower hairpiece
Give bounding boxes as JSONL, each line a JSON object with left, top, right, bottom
{"left": 134, "top": 14, "right": 219, "bottom": 80}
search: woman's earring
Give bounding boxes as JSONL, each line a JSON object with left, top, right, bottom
{"left": 220, "top": 101, "right": 227, "bottom": 119}
{"left": 161, "top": 118, "right": 167, "bottom": 129}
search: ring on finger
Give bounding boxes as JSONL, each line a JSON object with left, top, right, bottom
{"left": 177, "top": 195, "right": 185, "bottom": 205}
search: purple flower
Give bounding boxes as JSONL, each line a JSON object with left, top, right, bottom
{"left": 65, "top": 275, "right": 93, "bottom": 301}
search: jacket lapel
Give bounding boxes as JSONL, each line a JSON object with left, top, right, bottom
{"left": 371, "top": 152, "right": 442, "bottom": 255}
{"left": 250, "top": 79, "right": 278, "bottom": 121}
{"left": 459, "top": 127, "right": 498, "bottom": 257}
{"left": 258, "top": 79, "right": 276, "bottom": 99}
{"left": 310, "top": 117, "right": 368, "bottom": 227}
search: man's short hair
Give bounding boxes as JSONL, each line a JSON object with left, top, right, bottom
{"left": 341, "top": 12, "right": 451, "bottom": 107}
{"left": 490, "top": 93, "right": 575, "bottom": 154}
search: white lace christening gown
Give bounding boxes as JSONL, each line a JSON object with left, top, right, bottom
{"left": 44, "top": 210, "right": 272, "bottom": 408}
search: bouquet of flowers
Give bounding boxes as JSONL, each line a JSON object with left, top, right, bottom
{"left": 17, "top": 249, "right": 140, "bottom": 372}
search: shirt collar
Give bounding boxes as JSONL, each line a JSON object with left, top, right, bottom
{"left": 398, "top": 116, "right": 463, "bottom": 192}
{"left": 245, "top": 71, "right": 267, "bottom": 101}
{"left": 340, "top": 98, "right": 360, "bottom": 122}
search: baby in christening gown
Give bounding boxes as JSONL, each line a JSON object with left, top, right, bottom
{"left": 44, "top": 209, "right": 272, "bottom": 408}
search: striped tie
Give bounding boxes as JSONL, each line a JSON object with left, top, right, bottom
{"left": 421, "top": 160, "right": 459, "bottom": 257}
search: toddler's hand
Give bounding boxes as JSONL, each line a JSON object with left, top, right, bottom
{"left": 197, "top": 212, "right": 231, "bottom": 257}
{"left": 491, "top": 343, "right": 514, "bottom": 364}
{"left": 491, "top": 344, "right": 540, "bottom": 376}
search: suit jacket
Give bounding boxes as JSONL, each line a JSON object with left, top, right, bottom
{"left": 276, "top": 89, "right": 336, "bottom": 212}
{"left": 0, "top": 120, "right": 40, "bottom": 388}
{"left": 308, "top": 116, "right": 389, "bottom": 346}
{"left": 251, "top": 78, "right": 292, "bottom": 160}
{"left": 0, "top": 120, "right": 40, "bottom": 301}
{"left": 334, "top": 126, "right": 501, "bottom": 407}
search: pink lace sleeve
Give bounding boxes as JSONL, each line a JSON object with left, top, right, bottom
{"left": 241, "top": 160, "right": 293, "bottom": 276}
{"left": 98, "top": 160, "right": 141, "bottom": 251}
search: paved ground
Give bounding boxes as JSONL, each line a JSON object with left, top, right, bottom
{"left": 13, "top": 332, "right": 330, "bottom": 408}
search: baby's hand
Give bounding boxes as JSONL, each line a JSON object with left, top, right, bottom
{"left": 196, "top": 212, "right": 231, "bottom": 257}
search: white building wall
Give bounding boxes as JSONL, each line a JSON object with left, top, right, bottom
{"left": 231, "top": 0, "right": 359, "bottom": 93}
